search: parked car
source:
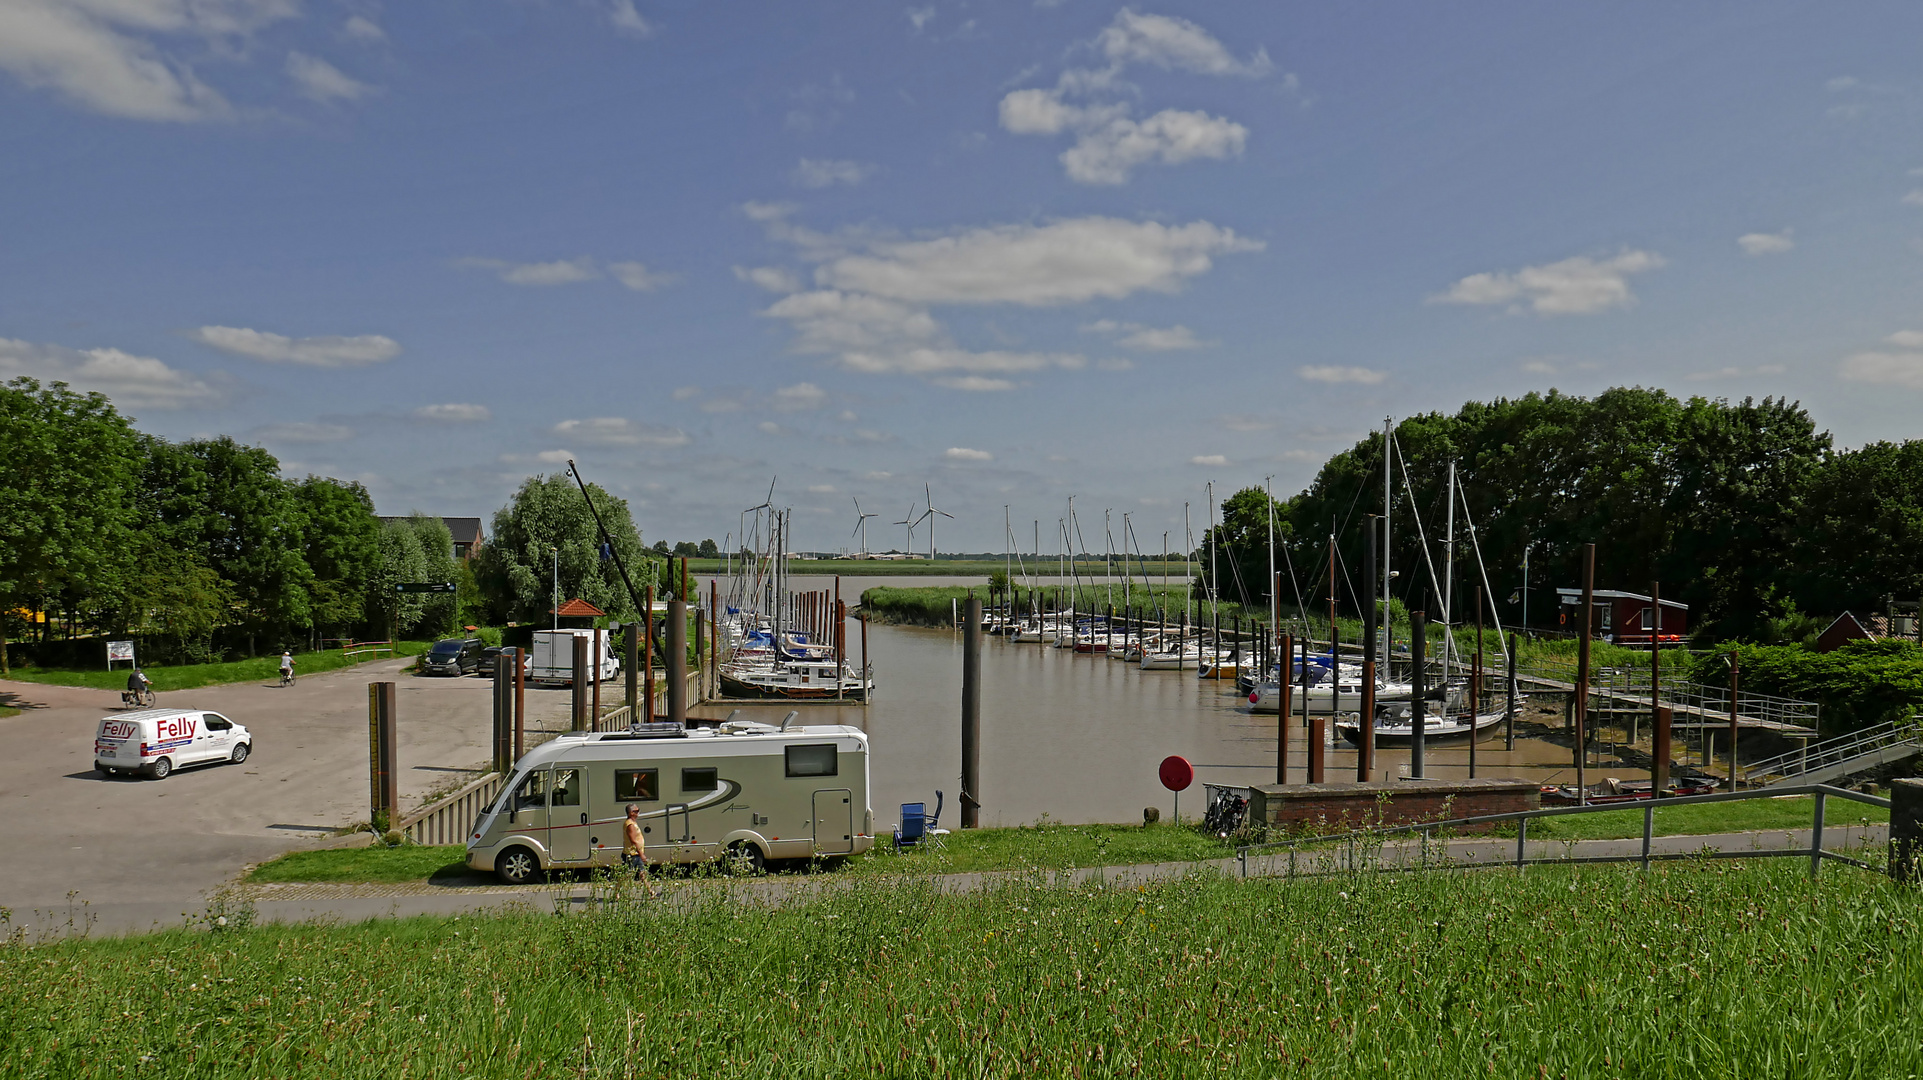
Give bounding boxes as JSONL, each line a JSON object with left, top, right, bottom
{"left": 94, "top": 708, "right": 252, "bottom": 780}
{"left": 477, "top": 645, "right": 532, "bottom": 678}
{"left": 420, "top": 637, "right": 487, "bottom": 676}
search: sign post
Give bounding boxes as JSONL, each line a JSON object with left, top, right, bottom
{"left": 106, "top": 640, "right": 136, "bottom": 670}
{"left": 1159, "top": 754, "right": 1194, "bottom": 824}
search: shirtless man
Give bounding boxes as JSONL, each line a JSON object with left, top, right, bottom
{"left": 622, "top": 804, "right": 658, "bottom": 897}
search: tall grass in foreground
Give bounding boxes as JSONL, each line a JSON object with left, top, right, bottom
{"left": 4, "top": 860, "right": 1919, "bottom": 1078}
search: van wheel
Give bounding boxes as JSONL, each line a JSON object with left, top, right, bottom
{"left": 725, "top": 841, "right": 766, "bottom": 876}
{"left": 496, "top": 847, "right": 543, "bottom": 886}
{"left": 148, "top": 757, "right": 172, "bottom": 780}
{"left": 97, "top": 766, "right": 115, "bottom": 779}
{"left": 230, "top": 743, "right": 250, "bottom": 765}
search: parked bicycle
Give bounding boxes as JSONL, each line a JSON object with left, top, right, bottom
{"left": 1202, "top": 785, "right": 1248, "bottom": 837}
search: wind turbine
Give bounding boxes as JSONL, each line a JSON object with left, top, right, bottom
{"left": 894, "top": 502, "right": 920, "bottom": 556}
{"left": 851, "top": 497, "right": 879, "bottom": 558}
{"left": 915, "top": 482, "right": 954, "bottom": 561}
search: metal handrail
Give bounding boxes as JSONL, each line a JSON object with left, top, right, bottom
{"left": 1234, "top": 783, "right": 1891, "bottom": 880}
{"left": 1742, "top": 717, "right": 1923, "bottom": 781}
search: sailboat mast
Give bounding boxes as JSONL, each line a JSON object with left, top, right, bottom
{"left": 1266, "top": 475, "right": 1277, "bottom": 636}
{"left": 1444, "top": 460, "right": 1457, "bottom": 681}
{"left": 1381, "top": 416, "right": 1393, "bottom": 659}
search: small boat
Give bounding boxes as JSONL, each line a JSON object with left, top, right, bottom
{"left": 1338, "top": 704, "right": 1506, "bottom": 745}
{"left": 720, "top": 659, "right": 873, "bottom": 701}
{"left": 1540, "top": 775, "right": 1720, "bottom": 806}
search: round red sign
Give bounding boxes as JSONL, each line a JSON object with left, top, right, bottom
{"left": 1158, "top": 754, "right": 1194, "bottom": 792}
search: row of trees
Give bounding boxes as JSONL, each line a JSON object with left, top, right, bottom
{"left": 1200, "top": 387, "right": 1923, "bottom": 641}
{"left": 1, "top": 378, "right": 668, "bottom": 670}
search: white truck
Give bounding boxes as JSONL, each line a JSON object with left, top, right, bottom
{"left": 528, "top": 629, "right": 620, "bottom": 687}
{"left": 465, "top": 719, "right": 874, "bottom": 884}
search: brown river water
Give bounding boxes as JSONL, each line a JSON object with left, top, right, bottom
{"left": 698, "top": 576, "right": 1583, "bottom": 828}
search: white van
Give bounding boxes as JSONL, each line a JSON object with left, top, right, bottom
{"left": 528, "top": 629, "right": 620, "bottom": 688}
{"left": 466, "top": 720, "right": 873, "bottom": 884}
{"left": 94, "top": 708, "right": 253, "bottom": 780}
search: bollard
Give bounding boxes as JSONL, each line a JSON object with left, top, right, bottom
{"left": 513, "top": 647, "right": 525, "bottom": 760}
{"left": 1892, "top": 777, "right": 1922, "bottom": 885}
{"left": 1410, "top": 611, "right": 1427, "bottom": 779}
{"left": 693, "top": 617, "right": 705, "bottom": 704}
{"left": 624, "top": 622, "right": 639, "bottom": 713}
{"left": 368, "top": 682, "right": 397, "bottom": 832}
{"left": 667, "top": 599, "right": 687, "bottom": 725}
{"left": 1653, "top": 705, "right": 1673, "bottom": 797}
{"left": 592, "top": 627, "right": 603, "bottom": 730}
{"left": 571, "top": 633, "right": 589, "bottom": 731}
{"left": 492, "top": 653, "right": 514, "bottom": 771}
{"left": 1277, "top": 631, "right": 1292, "bottom": 784}
{"left": 962, "top": 596, "right": 982, "bottom": 828}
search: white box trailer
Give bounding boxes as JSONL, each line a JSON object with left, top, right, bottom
{"left": 466, "top": 720, "right": 874, "bottom": 884}
{"left": 528, "top": 629, "right": 620, "bottom": 687}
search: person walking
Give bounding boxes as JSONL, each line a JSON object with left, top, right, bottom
{"left": 622, "top": 804, "right": 658, "bottom": 898}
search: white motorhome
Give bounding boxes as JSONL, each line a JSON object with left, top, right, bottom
{"left": 466, "top": 720, "right": 873, "bottom": 884}
{"left": 528, "top": 629, "right": 620, "bottom": 687}
{"left": 93, "top": 708, "right": 252, "bottom": 779}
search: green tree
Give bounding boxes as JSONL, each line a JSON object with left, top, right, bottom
{"left": 289, "top": 476, "right": 382, "bottom": 639}
{"left": 1791, "top": 440, "right": 1923, "bottom": 617}
{"left": 698, "top": 538, "right": 720, "bottom": 558}
{"left": 165, "top": 437, "right": 309, "bottom": 654}
{"left": 0, "top": 378, "right": 141, "bottom": 674}
{"left": 477, "top": 473, "right": 657, "bottom": 624}
{"left": 369, "top": 520, "right": 428, "bottom": 639}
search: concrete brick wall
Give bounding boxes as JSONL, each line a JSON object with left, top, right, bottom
{"left": 1247, "top": 778, "right": 1540, "bottom": 835}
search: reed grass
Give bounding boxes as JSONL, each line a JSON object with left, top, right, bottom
{"left": 4, "top": 859, "right": 1917, "bottom": 1078}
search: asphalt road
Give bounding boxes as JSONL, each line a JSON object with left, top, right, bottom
{"left": 0, "top": 659, "right": 573, "bottom": 931}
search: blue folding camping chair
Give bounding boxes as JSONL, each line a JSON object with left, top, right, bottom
{"left": 893, "top": 791, "right": 951, "bottom": 850}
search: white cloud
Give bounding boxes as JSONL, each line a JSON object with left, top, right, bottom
{"left": 754, "top": 214, "right": 1255, "bottom": 389}
{"left": 1686, "top": 364, "right": 1787, "bottom": 380}
{"left": 999, "top": 9, "right": 1272, "bottom": 183}
{"left": 189, "top": 325, "right": 400, "bottom": 367}
{"left": 1094, "top": 9, "right": 1271, "bottom": 79}
{"left": 286, "top": 51, "right": 374, "bottom": 103}
{"left": 456, "top": 256, "right": 672, "bottom": 290}
{"left": 0, "top": 337, "right": 225, "bottom": 408}
{"left": 1082, "top": 319, "right": 1207, "bottom": 350}
{"left": 1434, "top": 249, "right": 1666, "bottom": 316}
{"left": 1886, "top": 330, "right": 1923, "bottom": 348}
{"left": 1840, "top": 350, "right": 1923, "bottom": 388}
{"left": 1060, "top": 108, "right": 1246, "bottom": 184}
{"left": 253, "top": 421, "right": 353, "bottom": 443}
{"left": 1738, "top": 230, "right": 1795, "bottom": 256}
{"left": 1826, "top": 75, "right": 1859, "bottom": 92}
{"left": 935, "top": 376, "right": 1016, "bottom": 392}
{"left": 1298, "top": 364, "right": 1387, "bottom": 385}
{"left": 1220, "top": 413, "right": 1273, "bottom": 432}
{"left": 773, "top": 382, "right": 827, "bottom": 411}
{"left": 757, "top": 421, "right": 784, "bottom": 435}
{"left": 552, "top": 417, "right": 692, "bottom": 447}
{"left": 672, "top": 385, "right": 701, "bottom": 400}
{"left": 456, "top": 256, "right": 599, "bottom": 286}
{"left": 734, "top": 265, "right": 802, "bottom": 293}
{"left": 945, "top": 447, "right": 993, "bottom": 461}
{"left": 0, "top": 0, "right": 298, "bottom": 122}
{"left": 806, "top": 483, "right": 837, "bottom": 493}
{"left": 607, "top": 0, "right": 652, "bottom": 37}
{"left": 793, "top": 158, "right": 874, "bottom": 188}
{"left": 817, "top": 217, "right": 1261, "bottom": 306}
{"left": 411, "top": 403, "right": 492, "bottom": 422}
{"left": 1903, "top": 191, "right": 1923, "bottom": 207}
{"left": 1189, "top": 454, "right": 1229, "bottom": 467}
{"left": 608, "top": 261, "right": 675, "bottom": 291}
{"left": 343, "top": 15, "right": 385, "bottom": 42}
{"left": 741, "top": 201, "right": 797, "bottom": 222}
{"left": 907, "top": 7, "right": 935, "bottom": 32}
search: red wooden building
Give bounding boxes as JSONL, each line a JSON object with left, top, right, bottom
{"left": 1554, "top": 588, "right": 1687, "bottom": 646}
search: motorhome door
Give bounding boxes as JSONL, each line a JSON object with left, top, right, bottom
{"left": 547, "top": 767, "right": 592, "bottom": 864}
{"left": 812, "top": 789, "right": 853, "bottom": 855}
{"left": 506, "top": 769, "right": 550, "bottom": 847}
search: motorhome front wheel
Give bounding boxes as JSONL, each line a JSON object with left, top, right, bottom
{"left": 496, "top": 847, "right": 542, "bottom": 886}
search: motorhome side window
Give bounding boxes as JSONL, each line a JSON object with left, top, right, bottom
{"left": 784, "top": 744, "right": 838, "bottom": 778}
{"left": 681, "top": 767, "right": 717, "bottom": 793}
{"left": 615, "top": 769, "right": 658, "bottom": 801}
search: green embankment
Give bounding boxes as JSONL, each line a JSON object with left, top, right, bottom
{"left": 246, "top": 798, "right": 1885, "bottom": 885}
{"left": 9, "top": 860, "right": 1919, "bottom": 1077}
{"left": 2, "top": 642, "right": 431, "bottom": 692}
{"left": 687, "top": 558, "right": 1193, "bottom": 577}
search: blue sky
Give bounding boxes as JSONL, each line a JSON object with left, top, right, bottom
{"left": 5, "top": 1, "right": 1923, "bottom": 553}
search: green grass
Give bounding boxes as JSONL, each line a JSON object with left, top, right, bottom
{"left": 2, "top": 641, "right": 431, "bottom": 692}
{"left": 0, "top": 706, "right": 18, "bottom": 718}
{"left": 1506, "top": 793, "right": 1890, "bottom": 841}
{"left": 850, "top": 820, "right": 1233, "bottom": 874}
{"left": 4, "top": 859, "right": 1917, "bottom": 1077}
{"left": 247, "top": 845, "right": 469, "bottom": 884}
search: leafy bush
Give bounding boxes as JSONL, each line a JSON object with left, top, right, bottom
{"left": 1687, "top": 638, "right": 1923, "bottom": 734}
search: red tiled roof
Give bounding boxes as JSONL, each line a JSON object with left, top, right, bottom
{"left": 553, "top": 598, "right": 606, "bottom": 617}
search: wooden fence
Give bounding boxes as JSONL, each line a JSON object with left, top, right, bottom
{"left": 398, "top": 771, "right": 506, "bottom": 846}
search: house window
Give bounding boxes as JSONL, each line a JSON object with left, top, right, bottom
{"left": 785, "top": 744, "right": 838, "bottom": 778}
{"left": 681, "top": 767, "right": 718, "bottom": 792}
{"left": 615, "top": 769, "right": 658, "bottom": 801}
{"left": 1640, "top": 606, "right": 1656, "bottom": 630}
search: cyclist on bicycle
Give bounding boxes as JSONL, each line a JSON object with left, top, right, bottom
{"left": 279, "top": 651, "right": 295, "bottom": 685}
{"left": 126, "top": 667, "right": 152, "bottom": 699}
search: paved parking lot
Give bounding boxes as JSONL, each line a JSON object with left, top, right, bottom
{"left": 0, "top": 659, "right": 573, "bottom": 931}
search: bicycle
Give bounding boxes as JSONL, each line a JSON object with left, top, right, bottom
{"left": 1201, "top": 786, "right": 1248, "bottom": 837}
{"left": 120, "top": 687, "right": 155, "bottom": 709}
{"left": 279, "top": 668, "right": 295, "bottom": 687}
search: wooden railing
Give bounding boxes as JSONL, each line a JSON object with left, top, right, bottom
{"left": 342, "top": 640, "right": 395, "bottom": 662}
{"left": 398, "top": 771, "right": 505, "bottom": 846}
